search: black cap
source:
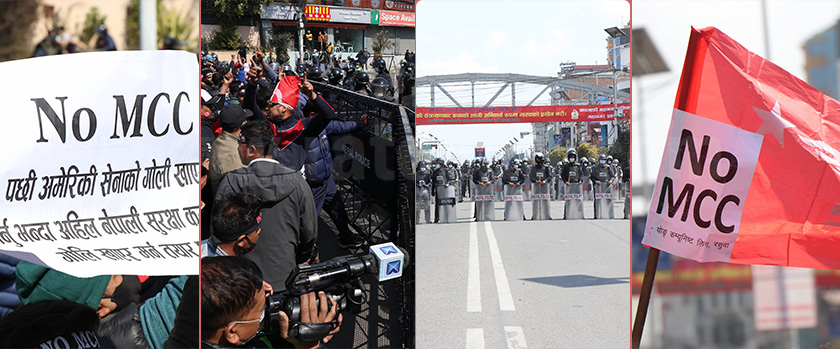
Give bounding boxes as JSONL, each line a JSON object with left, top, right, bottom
{"left": 219, "top": 104, "right": 249, "bottom": 132}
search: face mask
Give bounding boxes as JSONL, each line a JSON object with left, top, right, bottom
{"left": 570, "top": 158, "right": 576, "bottom": 163}
{"left": 236, "top": 309, "right": 265, "bottom": 345}
{"left": 600, "top": 160, "right": 606, "bottom": 165}
{"left": 238, "top": 236, "right": 257, "bottom": 255}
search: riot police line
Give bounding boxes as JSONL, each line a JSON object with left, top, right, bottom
{"left": 416, "top": 150, "right": 630, "bottom": 223}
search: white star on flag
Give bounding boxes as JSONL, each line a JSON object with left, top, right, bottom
{"left": 752, "top": 101, "right": 795, "bottom": 147}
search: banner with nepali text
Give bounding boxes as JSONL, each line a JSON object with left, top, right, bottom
{"left": 415, "top": 103, "right": 629, "bottom": 125}
{"left": 0, "top": 51, "right": 199, "bottom": 277}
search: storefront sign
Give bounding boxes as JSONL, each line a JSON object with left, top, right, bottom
{"left": 379, "top": 10, "right": 415, "bottom": 27}
{"left": 305, "top": 5, "right": 331, "bottom": 21}
{"left": 330, "top": 7, "right": 371, "bottom": 24}
{"left": 260, "top": 3, "right": 296, "bottom": 20}
{"left": 384, "top": 0, "right": 414, "bottom": 11}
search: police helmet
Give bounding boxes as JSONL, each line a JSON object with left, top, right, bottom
{"left": 328, "top": 67, "right": 343, "bottom": 85}
{"left": 282, "top": 64, "right": 296, "bottom": 77}
{"left": 371, "top": 76, "right": 389, "bottom": 98}
{"left": 354, "top": 71, "right": 370, "bottom": 86}
{"left": 307, "top": 66, "right": 325, "bottom": 82}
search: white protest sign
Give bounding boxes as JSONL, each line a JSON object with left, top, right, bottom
{"left": 643, "top": 109, "right": 763, "bottom": 262}
{"left": 0, "top": 51, "right": 199, "bottom": 277}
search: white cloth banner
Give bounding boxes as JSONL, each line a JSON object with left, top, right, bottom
{"left": 643, "top": 109, "right": 763, "bottom": 263}
{"left": 0, "top": 51, "right": 199, "bottom": 277}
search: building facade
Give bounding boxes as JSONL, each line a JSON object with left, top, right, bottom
{"left": 804, "top": 20, "right": 840, "bottom": 99}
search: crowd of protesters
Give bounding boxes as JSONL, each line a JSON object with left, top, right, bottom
{"left": 197, "top": 43, "right": 414, "bottom": 347}
{"left": 0, "top": 255, "right": 198, "bottom": 348}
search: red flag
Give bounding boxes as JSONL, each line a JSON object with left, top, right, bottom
{"left": 271, "top": 76, "right": 301, "bottom": 111}
{"left": 643, "top": 27, "right": 840, "bottom": 269}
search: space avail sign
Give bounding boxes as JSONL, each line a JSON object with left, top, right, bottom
{"left": 643, "top": 109, "right": 763, "bottom": 262}
{"left": 0, "top": 51, "right": 199, "bottom": 277}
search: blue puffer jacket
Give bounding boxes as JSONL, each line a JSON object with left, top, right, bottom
{"left": 0, "top": 253, "right": 21, "bottom": 318}
{"left": 304, "top": 120, "right": 363, "bottom": 186}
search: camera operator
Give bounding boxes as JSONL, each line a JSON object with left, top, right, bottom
{"left": 201, "top": 257, "right": 342, "bottom": 349}
{"left": 214, "top": 120, "right": 318, "bottom": 292}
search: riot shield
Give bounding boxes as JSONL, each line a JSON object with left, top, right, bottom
{"left": 454, "top": 179, "right": 461, "bottom": 202}
{"left": 416, "top": 186, "right": 431, "bottom": 224}
{"left": 531, "top": 182, "right": 552, "bottom": 220}
{"left": 523, "top": 180, "right": 532, "bottom": 201}
{"left": 563, "top": 182, "right": 584, "bottom": 220}
{"left": 557, "top": 180, "right": 566, "bottom": 201}
{"left": 503, "top": 185, "right": 524, "bottom": 221}
{"left": 474, "top": 183, "right": 495, "bottom": 221}
{"left": 436, "top": 183, "right": 458, "bottom": 223}
{"left": 494, "top": 178, "right": 503, "bottom": 202}
{"left": 582, "top": 175, "right": 592, "bottom": 201}
{"left": 624, "top": 181, "right": 631, "bottom": 219}
{"left": 594, "top": 182, "right": 615, "bottom": 219}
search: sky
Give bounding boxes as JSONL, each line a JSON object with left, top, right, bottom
{"left": 416, "top": 0, "right": 630, "bottom": 162}
{"left": 632, "top": 0, "right": 840, "bottom": 207}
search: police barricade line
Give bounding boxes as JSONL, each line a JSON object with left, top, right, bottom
{"left": 315, "top": 81, "right": 414, "bottom": 347}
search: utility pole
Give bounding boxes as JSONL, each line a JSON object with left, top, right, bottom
{"left": 297, "top": 0, "right": 305, "bottom": 65}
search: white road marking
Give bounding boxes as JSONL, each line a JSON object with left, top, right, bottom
{"left": 484, "top": 221, "right": 515, "bottom": 311}
{"left": 504, "top": 326, "right": 528, "bottom": 349}
{"left": 467, "top": 222, "right": 481, "bottom": 312}
{"left": 466, "top": 328, "right": 485, "bottom": 349}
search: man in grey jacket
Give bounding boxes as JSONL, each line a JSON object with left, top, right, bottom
{"left": 214, "top": 119, "right": 318, "bottom": 292}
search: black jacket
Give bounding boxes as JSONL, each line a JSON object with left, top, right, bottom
{"left": 214, "top": 159, "right": 317, "bottom": 292}
{"left": 590, "top": 164, "right": 614, "bottom": 184}
{"left": 472, "top": 167, "right": 493, "bottom": 184}
{"left": 561, "top": 163, "right": 583, "bottom": 184}
{"left": 502, "top": 168, "right": 525, "bottom": 185}
{"left": 530, "top": 164, "right": 552, "bottom": 183}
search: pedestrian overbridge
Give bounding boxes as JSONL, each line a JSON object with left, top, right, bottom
{"left": 417, "top": 73, "right": 630, "bottom": 108}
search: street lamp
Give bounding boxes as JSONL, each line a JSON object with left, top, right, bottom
{"left": 605, "top": 26, "right": 627, "bottom": 147}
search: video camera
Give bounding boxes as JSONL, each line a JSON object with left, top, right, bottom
{"left": 262, "top": 242, "right": 407, "bottom": 342}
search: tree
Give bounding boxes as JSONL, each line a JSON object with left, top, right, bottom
{"left": 126, "top": 0, "right": 197, "bottom": 51}
{"left": 576, "top": 143, "right": 598, "bottom": 161}
{"left": 78, "top": 7, "right": 107, "bottom": 48}
{"left": 203, "top": 0, "right": 272, "bottom": 50}
{"left": 0, "top": 0, "right": 41, "bottom": 61}
{"left": 547, "top": 146, "right": 567, "bottom": 166}
{"left": 372, "top": 28, "right": 395, "bottom": 55}
{"left": 269, "top": 29, "right": 291, "bottom": 63}
{"left": 608, "top": 121, "right": 630, "bottom": 168}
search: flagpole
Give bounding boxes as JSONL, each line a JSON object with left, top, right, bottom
{"left": 631, "top": 247, "right": 660, "bottom": 349}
